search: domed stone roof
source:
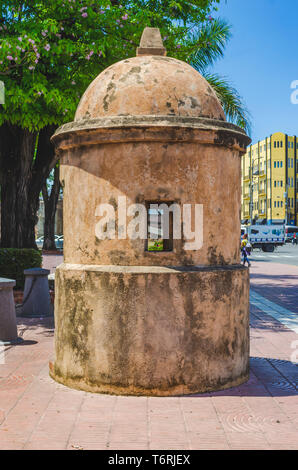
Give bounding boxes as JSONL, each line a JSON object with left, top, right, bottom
{"left": 75, "top": 29, "right": 225, "bottom": 122}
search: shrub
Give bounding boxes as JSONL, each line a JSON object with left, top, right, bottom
{"left": 0, "top": 248, "right": 42, "bottom": 290}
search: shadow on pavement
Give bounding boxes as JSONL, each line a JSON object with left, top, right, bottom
{"left": 250, "top": 276, "right": 298, "bottom": 314}
{"left": 16, "top": 315, "right": 55, "bottom": 338}
{"left": 184, "top": 357, "right": 298, "bottom": 398}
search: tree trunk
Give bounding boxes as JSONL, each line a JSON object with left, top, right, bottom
{"left": 42, "top": 165, "right": 61, "bottom": 251}
{"left": 0, "top": 124, "right": 38, "bottom": 248}
{"left": 0, "top": 123, "right": 58, "bottom": 249}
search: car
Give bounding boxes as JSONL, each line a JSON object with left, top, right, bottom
{"left": 56, "top": 235, "right": 64, "bottom": 250}
{"left": 35, "top": 236, "right": 44, "bottom": 249}
{"left": 35, "top": 234, "right": 62, "bottom": 249}
{"left": 285, "top": 225, "right": 298, "bottom": 243}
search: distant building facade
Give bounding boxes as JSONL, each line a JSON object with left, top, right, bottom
{"left": 241, "top": 132, "right": 298, "bottom": 225}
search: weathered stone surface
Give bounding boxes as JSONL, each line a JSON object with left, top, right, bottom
{"left": 0, "top": 277, "right": 18, "bottom": 343}
{"left": 136, "top": 27, "right": 167, "bottom": 56}
{"left": 59, "top": 140, "right": 242, "bottom": 267}
{"left": 50, "top": 28, "right": 251, "bottom": 396}
{"left": 74, "top": 55, "right": 226, "bottom": 122}
{"left": 50, "top": 264, "right": 250, "bottom": 396}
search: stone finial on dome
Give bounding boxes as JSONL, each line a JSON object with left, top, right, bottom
{"left": 136, "top": 27, "right": 167, "bottom": 56}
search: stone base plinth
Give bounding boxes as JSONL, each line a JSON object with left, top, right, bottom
{"left": 0, "top": 277, "right": 19, "bottom": 344}
{"left": 50, "top": 264, "right": 250, "bottom": 396}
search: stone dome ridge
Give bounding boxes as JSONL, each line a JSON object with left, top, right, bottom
{"left": 75, "top": 29, "right": 226, "bottom": 122}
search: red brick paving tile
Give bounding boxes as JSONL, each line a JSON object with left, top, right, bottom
{"left": 250, "top": 262, "right": 298, "bottom": 314}
{"left": 264, "top": 431, "right": 298, "bottom": 446}
{"left": 67, "top": 442, "right": 107, "bottom": 450}
{"left": 225, "top": 432, "right": 270, "bottom": 449}
{"left": 108, "top": 442, "right": 149, "bottom": 450}
{"left": 0, "top": 259, "right": 297, "bottom": 450}
{"left": 0, "top": 439, "right": 26, "bottom": 450}
{"left": 270, "top": 444, "right": 298, "bottom": 450}
{"left": 149, "top": 442, "right": 189, "bottom": 450}
{"left": 189, "top": 432, "right": 230, "bottom": 450}
{"left": 192, "top": 443, "right": 231, "bottom": 450}
{"left": 42, "top": 253, "right": 63, "bottom": 274}
{"left": 184, "top": 419, "right": 224, "bottom": 434}
{"left": 24, "top": 440, "right": 66, "bottom": 450}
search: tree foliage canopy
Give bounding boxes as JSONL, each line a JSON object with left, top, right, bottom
{"left": 0, "top": 0, "right": 221, "bottom": 130}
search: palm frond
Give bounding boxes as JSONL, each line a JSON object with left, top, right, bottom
{"left": 204, "top": 72, "right": 251, "bottom": 135}
{"left": 188, "top": 18, "right": 232, "bottom": 72}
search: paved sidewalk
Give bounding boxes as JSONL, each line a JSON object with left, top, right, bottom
{"left": 0, "top": 261, "right": 297, "bottom": 450}
{"left": 42, "top": 253, "right": 63, "bottom": 274}
{"left": 250, "top": 261, "right": 298, "bottom": 314}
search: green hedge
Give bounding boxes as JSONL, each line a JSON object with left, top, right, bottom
{"left": 0, "top": 248, "right": 42, "bottom": 290}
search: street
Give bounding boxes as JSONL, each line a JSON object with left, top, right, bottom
{"left": 250, "top": 244, "right": 298, "bottom": 267}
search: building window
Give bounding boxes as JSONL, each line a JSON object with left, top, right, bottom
{"left": 280, "top": 141, "right": 283, "bottom": 148}
{"left": 274, "top": 162, "right": 276, "bottom": 168}
{"left": 274, "top": 201, "right": 277, "bottom": 208}
{"left": 274, "top": 142, "right": 277, "bottom": 148}
{"left": 274, "top": 181, "right": 276, "bottom": 187}
{"left": 277, "top": 161, "right": 280, "bottom": 168}
{"left": 281, "top": 181, "right": 283, "bottom": 187}
{"left": 280, "top": 161, "right": 283, "bottom": 168}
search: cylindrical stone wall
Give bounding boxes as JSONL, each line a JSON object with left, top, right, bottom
{"left": 50, "top": 42, "right": 251, "bottom": 396}
{"left": 60, "top": 132, "right": 241, "bottom": 267}
{"left": 51, "top": 264, "right": 249, "bottom": 396}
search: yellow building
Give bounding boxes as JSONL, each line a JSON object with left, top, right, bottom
{"left": 241, "top": 132, "right": 298, "bottom": 225}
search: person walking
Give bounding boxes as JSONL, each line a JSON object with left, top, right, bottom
{"left": 241, "top": 234, "right": 251, "bottom": 267}
{"left": 292, "top": 232, "right": 297, "bottom": 246}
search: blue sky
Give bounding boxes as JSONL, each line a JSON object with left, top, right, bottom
{"left": 213, "top": 0, "right": 298, "bottom": 143}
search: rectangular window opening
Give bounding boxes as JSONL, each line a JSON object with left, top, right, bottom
{"left": 145, "top": 201, "right": 174, "bottom": 252}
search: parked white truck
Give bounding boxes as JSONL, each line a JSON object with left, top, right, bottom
{"left": 241, "top": 224, "right": 285, "bottom": 252}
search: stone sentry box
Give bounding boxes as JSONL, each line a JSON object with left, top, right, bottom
{"left": 50, "top": 28, "right": 251, "bottom": 396}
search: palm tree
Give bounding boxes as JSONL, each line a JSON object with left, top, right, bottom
{"left": 187, "top": 18, "right": 251, "bottom": 135}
